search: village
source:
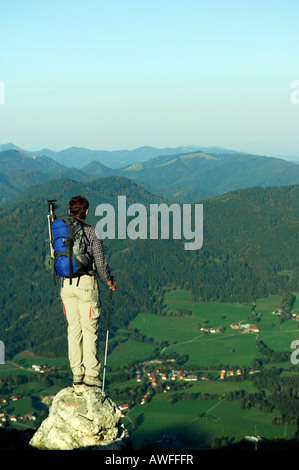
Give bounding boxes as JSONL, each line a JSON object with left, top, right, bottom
{"left": 230, "top": 322, "right": 260, "bottom": 333}
{"left": 117, "top": 361, "right": 260, "bottom": 414}
{"left": 2, "top": 303, "right": 295, "bottom": 429}
{"left": 0, "top": 394, "right": 37, "bottom": 427}
{"left": 200, "top": 307, "right": 299, "bottom": 337}
{"left": 272, "top": 309, "right": 299, "bottom": 321}
{"left": 118, "top": 367, "right": 201, "bottom": 415}
{"left": 0, "top": 363, "right": 59, "bottom": 428}
{"left": 31, "top": 364, "right": 57, "bottom": 374}
{"left": 115, "top": 311, "right": 270, "bottom": 414}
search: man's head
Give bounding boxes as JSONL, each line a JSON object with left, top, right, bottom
{"left": 69, "top": 195, "right": 89, "bottom": 220}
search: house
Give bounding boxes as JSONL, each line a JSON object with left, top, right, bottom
{"left": 142, "top": 394, "right": 148, "bottom": 401}
{"left": 272, "top": 310, "right": 282, "bottom": 315}
{"left": 184, "top": 375, "right": 197, "bottom": 381}
{"left": 171, "top": 371, "right": 179, "bottom": 380}
{"left": 119, "top": 404, "right": 129, "bottom": 411}
{"left": 240, "top": 324, "right": 260, "bottom": 333}
{"left": 11, "top": 395, "right": 21, "bottom": 401}
{"left": 151, "top": 378, "right": 157, "bottom": 387}
{"left": 249, "top": 325, "right": 259, "bottom": 332}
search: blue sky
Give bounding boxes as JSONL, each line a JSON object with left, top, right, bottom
{"left": 1, "top": 0, "right": 299, "bottom": 157}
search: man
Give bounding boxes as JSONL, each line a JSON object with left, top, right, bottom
{"left": 60, "top": 195, "right": 116, "bottom": 388}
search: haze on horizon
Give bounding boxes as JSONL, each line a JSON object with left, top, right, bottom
{"left": 1, "top": 0, "right": 299, "bottom": 159}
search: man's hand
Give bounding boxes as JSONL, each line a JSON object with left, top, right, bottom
{"left": 108, "top": 279, "right": 116, "bottom": 291}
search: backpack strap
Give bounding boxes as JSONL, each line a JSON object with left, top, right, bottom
{"left": 68, "top": 235, "right": 74, "bottom": 285}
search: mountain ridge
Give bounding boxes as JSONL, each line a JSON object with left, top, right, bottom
{"left": 1, "top": 146, "right": 299, "bottom": 206}
{"left": 0, "top": 143, "right": 264, "bottom": 168}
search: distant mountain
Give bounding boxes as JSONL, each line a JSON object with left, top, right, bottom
{"left": 0, "top": 149, "right": 96, "bottom": 205}
{"left": 121, "top": 151, "right": 299, "bottom": 201}
{"left": 2, "top": 142, "right": 299, "bottom": 168}
{"left": 82, "top": 160, "right": 117, "bottom": 177}
{"left": 36, "top": 146, "right": 129, "bottom": 169}
{"left": 33, "top": 145, "right": 209, "bottom": 169}
{"left": 0, "top": 143, "right": 23, "bottom": 153}
{"left": 1, "top": 145, "right": 299, "bottom": 206}
{"left": 23, "top": 144, "right": 299, "bottom": 200}
{"left": 274, "top": 154, "right": 299, "bottom": 164}
{"left": 0, "top": 149, "right": 67, "bottom": 173}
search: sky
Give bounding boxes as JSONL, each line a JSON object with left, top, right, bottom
{"left": 1, "top": 0, "right": 299, "bottom": 157}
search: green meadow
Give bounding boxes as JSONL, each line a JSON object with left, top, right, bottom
{"left": 108, "top": 287, "right": 298, "bottom": 371}
{"left": 2, "top": 288, "right": 298, "bottom": 448}
{"left": 129, "top": 391, "right": 291, "bottom": 450}
{"left": 107, "top": 288, "right": 298, "bottom": 448}
{"left": 117, "top": 288, "right": 298, "bottom": 369}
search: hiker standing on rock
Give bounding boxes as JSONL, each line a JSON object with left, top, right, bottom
{"left": 55, "top": 195, "right": 116, "bottom": 388}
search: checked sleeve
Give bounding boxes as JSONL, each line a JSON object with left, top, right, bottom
{"left": 83, "top": 224, "right": 111, "bottom": 283}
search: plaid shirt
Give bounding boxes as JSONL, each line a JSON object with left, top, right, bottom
{"left": 83, "top": 223, "right": 111, "bottom": 283}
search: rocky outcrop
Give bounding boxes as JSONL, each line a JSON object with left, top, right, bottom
{"left": 29, "top": 385, "right": 125, "bottom": 450}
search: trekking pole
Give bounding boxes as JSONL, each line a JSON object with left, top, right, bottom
{"left": 47, "top": 200, "right": 57, "bottom": 284}
{"left": 47, "top": 200, "right": 57, "bottom": 260}
{"left": 102, "top": 288, "right": 113, "bottom": 394}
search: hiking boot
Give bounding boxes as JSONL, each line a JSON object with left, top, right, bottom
{"left": 73, "top": 375, "right": 84, "bottom": 385}
{"left": 83, "top": 375, "right": 102, "bottom": 388}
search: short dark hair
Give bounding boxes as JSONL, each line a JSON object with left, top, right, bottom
{"left": 69, "top": 195, "right": 89, "bottom": 220}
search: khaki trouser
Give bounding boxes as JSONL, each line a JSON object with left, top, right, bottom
{"left": 61, "top": 275, "right": 101, "bottom": 378}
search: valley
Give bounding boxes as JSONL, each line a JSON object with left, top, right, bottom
{"left": 0, "top": 144, "right": 298, "bottom": 449}
{"left": 1, "top": 289, "right": 298, "bottom": 450}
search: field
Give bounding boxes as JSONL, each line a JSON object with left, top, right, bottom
{"left": 129, "top": 394, "right": 290, "bottom": 450}
{"left": 1, "top": 288, "right": 298, "bottom": 448}
{"left": 107, "top": 288, "right": 299, "bottom": 448}
{"left": 110, "top": 289, "right": 298, "bottom": 369}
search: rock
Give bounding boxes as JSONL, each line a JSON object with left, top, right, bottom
{"left": 29, "top": 386, "right": 125, "bottom": 450}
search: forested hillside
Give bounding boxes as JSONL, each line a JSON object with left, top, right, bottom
{"left": 120, "top": 151, "right": 299, "bottom": 201}
{"left": 1, "top": 147, "right": 299, "bottom": 206}
{"left": 0, "top": 177, "right": 298, "bottom": 359}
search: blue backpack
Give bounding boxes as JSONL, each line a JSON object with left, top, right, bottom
{"left": 51, "top": 215, "right": 93, "bottom": 283}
